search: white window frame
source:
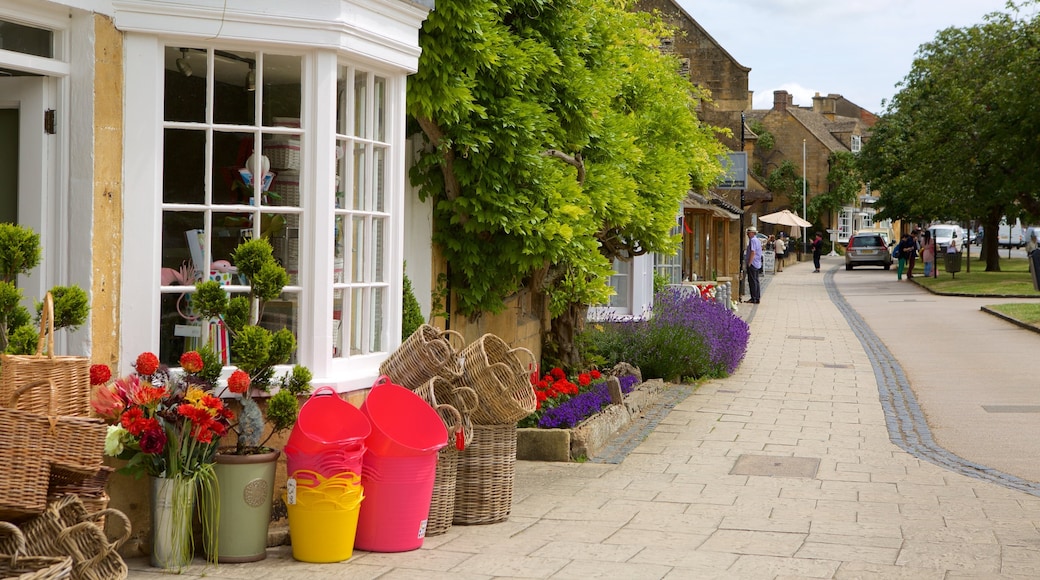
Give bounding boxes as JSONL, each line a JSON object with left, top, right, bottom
{"left": 851, "top": 134, "right": 862, "bottom": 153}
{"left": 122, "top": 35, "right": 406, "bottom": 391}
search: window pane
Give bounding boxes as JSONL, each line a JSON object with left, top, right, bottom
{"left": 165, "top": 46, "right": 207, "bottom": 123}
{"left": 369, "top": 286, "right": 385, "bottom": 352}
{"left": 373, "top": 217, "right": 385, "bottom": 283}
{"left": 258, "top": 293, "right": 300, "bottom": 365}
{"left": 163, "top": 129, "right": 207, "bottom": 204}
{"left": 334, "top": 214, "right": 346, "bottom": 262}
{"left": 351, "top": 216, "right": 366, "bottom": 282}
{"left": 350, "top": 288, "right": 364, "bottom": 355}
{"left": 0, "top": 20, "right": 52, "bottom": 58}
{"left": 211, "top": 212, "right": 254, "bottom": 264}
{"left": 608, "top": 259, "right": 630, "bottom": 308}
{"left": 354, "top": 74, "right": 367, "bottom": 138}
{"left": 162, "top": 212, "right": 205, "bottom": 272}
{"left": 374, "top": 76, "right": 386, "bottom": 142}
{"left": 214, "top": 131, "right": 255, "bottom": 205}
{"left": 336, "top": 65, "right": 350, "bottom": 135}
{"left": 373, "top": 146, "right": 386, "bottom": 212}
{"left": 333, "top": 289, "right": 345, "bottom": 357}
{"left": 353, "top": 144, "right": 366, "bottom": 210}
{"left": 213, "top": 50, "right": 257, "bottom": 125}
{"left": 263, "top": 133, "right": 301, "bottom": 177}
{"left": 261, "top": 54, "right": 301, "bottom": 127}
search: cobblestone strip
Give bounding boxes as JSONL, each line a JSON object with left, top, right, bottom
{"left": 589, "top": 383, "right": 697, "bottom": 464}
{"left": 825, "top": 267, "right": 1040, "bottom": 497}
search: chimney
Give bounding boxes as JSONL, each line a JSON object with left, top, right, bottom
{"left": 773, "top": 90, "right": 789, "bottom": 112}
{"left": 813, "top": 92, "right": 836, "bottom": 120}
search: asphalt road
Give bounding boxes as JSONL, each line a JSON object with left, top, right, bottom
{"left": 832, "top": 263, "right": 1040, "bottom": 483}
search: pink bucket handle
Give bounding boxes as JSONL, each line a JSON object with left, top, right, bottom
{"left": 372, "top": 375, "right": 396, "bottom": 388}
{"left": 311, "top": 385, "right": 337, "bottom": 397}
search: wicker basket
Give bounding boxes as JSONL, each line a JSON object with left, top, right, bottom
{"left": 0, "top": 381, "right": 105, "bottom": 520}
{"left": 455, "top": 334, "right": 537, "bottom": 425}
{"left": 414, "top": 376, "right": 478, "bottom": 448}
{"left": 0, "top": 522, "right": 72, "bottom": 580}
{"left": 0, "top": 293, "right": 91, "bottom": 418}
{"left": 379, "top": 325, "right": 464, "bottom": 390}
{"left": 0, "top": 496, "right": 130, "bottom": 580}
{"left": 426, "top": 447, "right": 459, "bottom": 537}
{"left": 453, "top": 424, "right": 517, "bottom": 525}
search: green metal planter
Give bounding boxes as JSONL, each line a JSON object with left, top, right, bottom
{"left": 209, "top": 449, "right": 280, "bottom": 563}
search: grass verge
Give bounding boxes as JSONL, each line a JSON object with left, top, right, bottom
{"left": 916, "top": 257, "right": 1040, "bottom": 329}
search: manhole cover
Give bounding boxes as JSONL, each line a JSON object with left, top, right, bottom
{"left": 787, "top": 335, "right": 825, "bottom": 341}
{"left": 982, "top": 405, "right": 1040, "bottom": 413}
{"left": 730, "top": 455, "right": 821, "bottom": 478}
{"left": 821, "top": 363, "right": 853, "bottom": 369}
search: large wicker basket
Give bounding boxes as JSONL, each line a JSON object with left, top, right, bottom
{"left": 379, "top": 325, "right": 464, "bottom": 390}
{"left": 453, "top": 423, "right": 517, "bottom": 525}
{"left": 0, "top": 522, "right": 72, "bottom": 580}
{"left": 427, "top": 447, "right": 459, "bottom": 537}
{"left": 0, "top": 381, "right": 105, "bottom": 520}
{"left": 0, "top": 293, "right": 91, "bottom": 418}
{"left": 0, "top": 496, "right": 130, "bottom": 580}
{"left": 455, "top": 334, "right": 536, "bottom": 425}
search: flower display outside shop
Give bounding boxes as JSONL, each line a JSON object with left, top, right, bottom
{"left": 519, "top": 368, "right": 639, "bottom": 429}
{"left": 91, "top": 350, "right": 232, "bottom": 479}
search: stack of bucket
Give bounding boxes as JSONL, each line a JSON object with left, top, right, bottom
{"left": 354, "top": 377, "right": 448, "bottom": 552}
{"left": 283, "top": 387, "right": 370, "bottom": 562}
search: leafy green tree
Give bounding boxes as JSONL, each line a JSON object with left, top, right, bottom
{"left": 859, "top": 1, "right": 1040, "bottom": 270}
{"left": 408, "top": 0, "right": 727, "bottom": 365}
{"left": 808, "top": 151, "right": 861, "bottom": 226}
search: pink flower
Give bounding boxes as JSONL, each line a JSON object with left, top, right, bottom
{"left": 90, "top": 384, "right": 125, "bottom": 423}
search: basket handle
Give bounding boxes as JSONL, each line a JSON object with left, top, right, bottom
{"left": 508, "top": 347, "right": 537, "bottom": 372}
{"left": 0, "top": 521, "right": 26, "bottom": 556}
{"left": 35, "top": 291, "right": 55, "bottom": 359}
{"left": 9, "top": 379, "right": 58, "bottom": 430}
{"left": 450, "top": 385, "right": 480, "bottom": 414}
{"left": 88, "top": 508, "right": 133, "bottom": 549}
{"left": 439, "top": 329, "right": 466, "bottom": 351}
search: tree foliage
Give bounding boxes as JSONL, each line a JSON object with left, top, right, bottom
{"left": 408, "top": 0, "right": 728, "bottom": 338}
{"left": 859, "top": 1, "right": 1040, "bottom": 270}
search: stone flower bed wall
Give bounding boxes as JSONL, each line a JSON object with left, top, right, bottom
{"left": 516, "top": 378, "right": 665, "bottom": 462}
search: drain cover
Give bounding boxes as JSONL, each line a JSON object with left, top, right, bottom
{"left": 730, "top": 455, "right": 821, "bottom": 478}
{"left": 787, "top": 335, "right": 825, "bottom": 341}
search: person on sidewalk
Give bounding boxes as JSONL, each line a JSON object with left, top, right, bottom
{"left": 906, "top": 228, "right": 921, "bottom": 279}
{"left": 745, "top": 226, "right": 763, "bottom": 303}
{"left": 810, "top": 232, "right": 823, "bottom": 272}
{"left": 921, "top": 231, "right": 936, "bottom": 277}
{"left": 894, "top": 233, "right": 914, "bottom": 280}
{"left": 774, "top": 234, "right": 786, "bottom": 272}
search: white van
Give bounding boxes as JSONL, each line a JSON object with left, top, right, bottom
{"left": 998, "top": 217, "right": 1024, "bottom": 248}
{"left": 928, "top": 224, "right": 965, "bottom": 253}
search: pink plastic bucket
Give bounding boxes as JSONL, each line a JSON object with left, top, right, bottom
{"left": 287, "top": 386, "right": 371, "bottom": 456}
{"left": 353, "top": 450, "right": 439, "bottom": 552}
{"left": 361, "top": 377, "right": 448, "bottom": 457}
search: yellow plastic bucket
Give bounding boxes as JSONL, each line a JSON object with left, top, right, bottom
{"left": 283, "top": 478, "right": 364, "bottom": 563}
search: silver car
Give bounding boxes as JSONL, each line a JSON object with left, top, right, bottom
{"left": 845, "top": 233, "right": 893, "bottom": 270}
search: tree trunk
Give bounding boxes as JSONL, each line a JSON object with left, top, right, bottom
{"left": 980, "top": 215, "right": 1002, "bottom": 272}
{"left": 545, "top": 302, "right": 587, "bottom": 369}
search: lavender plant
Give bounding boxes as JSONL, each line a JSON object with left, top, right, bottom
{"left": 538, "top": 374, "right": 639, "bottom": 429}
{"left": 580, "top": 287, "right": 749, "bottom": 381}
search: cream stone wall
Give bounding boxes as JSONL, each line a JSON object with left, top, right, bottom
{"left": 91, "top": 14, "right": 123, "bottom": 370}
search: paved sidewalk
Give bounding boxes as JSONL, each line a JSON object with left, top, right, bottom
{"left": 127, "top": 258, "right": 1040, "bottom": 579}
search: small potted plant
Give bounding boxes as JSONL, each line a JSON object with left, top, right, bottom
{"left": 189, "top": 237, "right": 312, "bottom": 562}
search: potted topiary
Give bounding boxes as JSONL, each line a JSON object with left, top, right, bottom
{"left": 189, "top": 237, "right": 312, "bottom": 563}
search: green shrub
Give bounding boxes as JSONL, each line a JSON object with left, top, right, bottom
{"left": 402, "top": 271, "right": 425, "bottom": 340}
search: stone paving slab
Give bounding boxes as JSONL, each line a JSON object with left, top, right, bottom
{"left": 127, "top": 257, "right": 1040, "bottom": 579}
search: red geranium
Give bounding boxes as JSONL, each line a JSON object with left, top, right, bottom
{"left": 179, "top": 351, "right": 204, "bottom": 374}
{"left": 135, "top": 352, "right": 160, "bottom": 376}
{"left": 227, "top": 370, "right": 251, "bottom": 394}
{"left": 89, "top": 364, "right": 112, "bottom": 386}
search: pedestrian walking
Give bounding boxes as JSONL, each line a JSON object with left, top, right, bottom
{"left": 810, "top": 232, "right": 823, "bottom": 272}
{"left": 894, "top": 233, "right": 914, "bottom": 280}
{"left": 906, "top": 228, "right": 921, "bottom": 279}
{"left": 921, "top": 231, "right": 936, "bottom": 277}
{"left": 745, "top": 226, "right": 763, "bottom": 303}
{"left": 774, "top": 235, "right": 786, "bottom": 272}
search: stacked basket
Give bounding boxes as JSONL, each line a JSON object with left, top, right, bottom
{"left": 378, "top": 325, "right": 474, "bottom": 535}
{"left": 0, "top": 293, "right": 128, "bottom": 579}
{"left": 451, "top": 334, "right": 536, "bottom": 525}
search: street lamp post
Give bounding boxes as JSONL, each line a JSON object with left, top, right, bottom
{"left": 802, "top": 139, "right": 807, "bottom": 252}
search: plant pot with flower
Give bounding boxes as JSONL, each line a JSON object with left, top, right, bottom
{"left": 89, "top": 351, "right": 233, "bottom": 571}
{"left": 189, "top": 237, "right": 312, "bottom": 563}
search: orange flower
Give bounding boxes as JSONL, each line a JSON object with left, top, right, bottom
{"left": 135, "top": 352, "right": 160, "bottom": 376}
{"left": 179, "top": 351, "right": 204, "bottom": 374}
{"left": 227, "top": 370, "right": 251, "bottom": 394}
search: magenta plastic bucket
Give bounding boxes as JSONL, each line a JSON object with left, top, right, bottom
{"left": 360, "top": 377, "right": 448, "bottom": 457}
{"left": 285, "top": 441, "right": 366, "bottom": 479}
{"left": 287, "top": 386, "right": 371, "bottom": 456}
{"left": 353, "top": 450, "right": 439, "bottom": 552}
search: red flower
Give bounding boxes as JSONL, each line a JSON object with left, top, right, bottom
{"left": 227, "top": 370, "right": 251, "bottom": 394}
{"left": 135, "top": 352, "right": 160, "bottom": 376}
{"left": 590, "top": 369, "right": 601, "bottom": 379}
{"left": 138, "top": 426, "right": 167, "bottom": 454}
{"left": 89, "top": 364, "right": 112, "bottom": 386}
{"left": 550, "top": 367, "right": 566, "bottom": 380}
{"left": 179, "top": 351, "right": 204, "bottom": 374}
{"left": 578, "top": 373, "right": 591, "bottom": 387}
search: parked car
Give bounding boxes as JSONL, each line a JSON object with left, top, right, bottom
{"left": 845, "top": 233, "right": 892, "bottom": 270}
{"left": 855, "top": 227, "right": 894, "bottom": 248}
{"left": 929, "top": 223, "right": 965, "bottom": 253}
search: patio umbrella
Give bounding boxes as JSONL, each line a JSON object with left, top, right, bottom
{"left": 758, "top": 209, "right": 812, "bottom": 228}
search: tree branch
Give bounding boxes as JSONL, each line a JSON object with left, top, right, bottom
{"left": 417, "top": 116, "right": 467, "bottom": 224}
{"left": 543, "top": 149, "right": 586, "bottom": 184}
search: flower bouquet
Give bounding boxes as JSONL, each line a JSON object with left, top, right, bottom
{"left": 90, "top": 350, "right": 231, "bottom": 569}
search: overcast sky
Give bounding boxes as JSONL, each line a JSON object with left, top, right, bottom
{"left": 677, "top": 0, "right": 1028, "bottom": 114}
